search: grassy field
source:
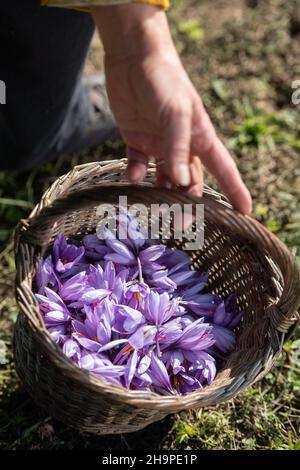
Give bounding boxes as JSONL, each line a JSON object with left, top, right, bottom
{"left": 0, "top": 0, "right": 299, "bottom": 450}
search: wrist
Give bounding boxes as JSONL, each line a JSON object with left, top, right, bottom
{"left": 92, "top": 4, "right": 175, "bottom": 66}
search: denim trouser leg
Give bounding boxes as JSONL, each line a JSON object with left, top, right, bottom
{"left": 0, "top": 1, "right": 95, "bottom": 170}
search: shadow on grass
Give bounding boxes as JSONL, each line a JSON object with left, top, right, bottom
{"left": 0, "top": 386, "right": 174, "bottom": 450}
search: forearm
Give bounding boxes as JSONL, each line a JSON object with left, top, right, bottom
{"left": 91, "top": 4, "right": 176, "bottom": 64}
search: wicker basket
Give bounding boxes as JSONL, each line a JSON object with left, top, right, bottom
{"left": 14, "top": 159, "right": 300, "bottom": 435}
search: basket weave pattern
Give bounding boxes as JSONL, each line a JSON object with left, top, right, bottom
{"left": 14, "top": 159, "right": 300, "bottom": 434}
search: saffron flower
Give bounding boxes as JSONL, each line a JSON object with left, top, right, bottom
{"left": 35, "top": 255, "right": 59, "bottom": 294}
{"left": 53, "top": 233, "right": 85, "bottom": 273}
{"left": 35, "top": 287, "right": 71, "bottom": 343}
{"left": 34, "top": 214, "right": 243, "bottom": 395}
{"left": 79, "top": 353, "right": 125, "bottom": 385}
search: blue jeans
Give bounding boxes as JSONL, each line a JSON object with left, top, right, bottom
{"left": 0, "top": 1, "right": 96, "bottom": 170}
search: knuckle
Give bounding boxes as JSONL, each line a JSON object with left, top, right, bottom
{"left": 172, "top": 144, "right": 190, "bottom": 156}
{"left": 175, "top": 106, "right": 192, "bottom": 120}
{"left": 165, "top": 99, "right": 192, "bottom": 121}
{"left": 194, "top": 125, "right": 216, "bottom": 153}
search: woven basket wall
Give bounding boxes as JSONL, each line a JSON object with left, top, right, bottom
{"left": 14, "top": 159, "right": 300, "bottom": 435}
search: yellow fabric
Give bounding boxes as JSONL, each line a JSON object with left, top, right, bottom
{"left": 41, "top": 0, "right": 169, "bottom": 11}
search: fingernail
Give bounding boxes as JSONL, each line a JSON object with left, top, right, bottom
{"left": 175, "top": 163, "right": 191, "bottom": 187}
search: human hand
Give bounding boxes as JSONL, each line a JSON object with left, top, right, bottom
{"left": 92, "top": 5, "right": 252, "bottom": 214}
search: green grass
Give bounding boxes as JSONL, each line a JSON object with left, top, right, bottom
{"left": 0, "top": 0, "right": 299, "bottom": 450}
{"left": 229, "top": 109, "right": 300, "bottom": 153}
{"left": 177, "top": 19, "right": 204, "bottom": 42}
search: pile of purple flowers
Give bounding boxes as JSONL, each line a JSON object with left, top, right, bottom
{"left": 34, "top": 212, "right": 242, "bottom": 395}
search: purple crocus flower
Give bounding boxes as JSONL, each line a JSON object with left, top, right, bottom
{"left": 124, "top": 282, "right": 149, "bottom": 308}
{"left": 129, "top": 325, "right": 156, "bottom": 350}
{"left": 139, "top": 245, "right": 178, "bottom": 292}
{"left": 113, "top": 304, "right": 145, "bottom": 335}
{"left": 136, "top": 350, "right": 152, "bottom": 375}
{"left": 183, "top": 293, "right": 221, "bottom": 317}
{"left": 63, "top": 338, "right": 81, "bottom": 364}
{"left": 170, "top": 268, "right": 206, "bottom": 290}
{"left": 162, "top": 349, "right": 185, "bottom": 375}
{"left": 59, "top": 261, "right": 90, "bottom": 280}
{"left": 123, "top": 348, "right": 139, "bottom": 388}
{"left": 89, "top": 262, "right": 128, "bottom": 296}
{"left": 188, "top": 351, "right": 216, "bottom": 385}
{"left": 174, "top": 318, "right": 215, "bottom": 351}
{"left": 164, "top": 353, "right": 203, "bottom": 393}
{"left": 79, "top": 353, "right": 125, "bottom": 385}
{"left": 36, "top": 287, "right": 70, "bottom": 320}
{"left": 148, "top": 268, "right": 177, "bottom": 293}
{"left": 157, "top": 318, "right": 185, "bottom": 349}
{"left": 162, "top": 349, "right": 216, "bottom": 393}
{"left": 72, "top": 316, "right": 127, "bottom": 353}
{"left": 70, "top": 262, "right": 127, "bottom": 310}
{"left": 143, "top": 291, "right": 176, "bottom": 326}
{"left": 138, "top": 244, "right": 166, "bottom": 273}
{"left": 158, "top": 247, "right": 190, "bottom": 272}
{"left": 79, "top": 288, "right": 111, "bottom": 308}
{"left": 210, "top": 325, "right": 236, "bottom": 353}
{"left": 96, "top": 261, "right": 128, "bottom": 302}
{"left": 203, "top": 294, "right": 242, "bottom": 354}
{"left": 35, "top": 255, "right": 60, "bottom": 294}
{"left": 131, "top": 373, "right": 152, "bottom": 391}
{"left": 148, "top": 352, "right": 173, "bottom": 394}
{"left": 59, "top": 271, "right": 88, "bottom": 302}
{"left": 131, "top": 350, "right": 153, "bottom": 391}
{"left": 104, "top": 229, "right": 137, "bottom": 266}
{"left": 171, "top": 268, "right": 220, "bottom": 318}
{"left": 113, "top": 325, "right": 156, "bottom": 388}
{"left": 213, "top": 294, "right": 243, "bottom": 330}
{"left": 83, "top": 234, "right": 110, "bottom": 261}
{"left": 173, "top": 373, "right": 202, "bottom": 393}
{"left": 53, "top": 234, "right": 85, "bottom": 273}
{"left": 117, "top": 210, "right": 146, "bottom": 252}
{"left": 47, "top": 325, "right": 69, "bottom": 344}
{"left": 142, "top": 291, "right": 180, "bottom": 356}
{"left": 71, "top": 296, "right": 122, "bottom": 353}
{"left": 35, "top": 287, "right": 71, "bottom": 343}
{"left": 104, "top": 223, "right": 174, "bottom": 288}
